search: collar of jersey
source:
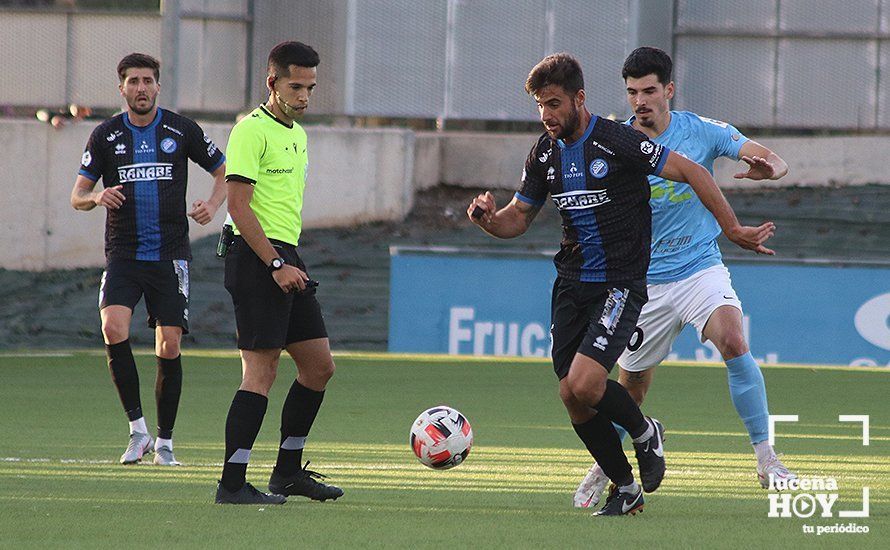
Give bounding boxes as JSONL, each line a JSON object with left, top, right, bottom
{"left": 259, "top": 104, "right": 294, "bottom": 129}
{"left": 123, "top": 108, "right": 163, "bottom": 133}
{"left": 557, "top": 115, "right": 597, "bottom": 150}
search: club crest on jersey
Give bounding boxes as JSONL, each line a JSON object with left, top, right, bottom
{"left": 589, "top": 158, "right": 609, "bottom": 179}
{"left": 81, "top": 151, "right": 92, "bottom": 166}
{"left": 160, "top": 137, "right": 177, "bottom": 153}
{"left": 640, "top": 141, "right": 655, "bottom": 155}
{"left": 551, "top": 189, "right": 611, "bottom": 210}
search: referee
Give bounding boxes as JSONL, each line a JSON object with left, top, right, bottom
{"left": 70, "top": 53, "right": 226, "bottom": 466}
{"left": 214, "top": 41, "right": 343, "bottom": 505}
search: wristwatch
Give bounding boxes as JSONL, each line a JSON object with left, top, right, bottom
{"left": 268, "top": 257, "right": 285, "bottom": 274}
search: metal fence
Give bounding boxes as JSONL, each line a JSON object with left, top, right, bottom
{"left": 1, "top": 0, "right": 886, "bottom": 130}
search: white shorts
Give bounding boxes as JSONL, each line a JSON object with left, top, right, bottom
{"left": 618, "top": 264, "right": 743, "bottom": 372}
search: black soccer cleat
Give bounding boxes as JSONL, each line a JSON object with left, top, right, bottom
{"left": 215, "top": 481, "right": 287, "bottom": 505}
{"left": 592, "top": 484, "right": 644, "bottom": 516}
{"left": 269, "top": 461, "right": 344, "bottom": 502}
{"left": 632, "top": 417, "right": 666, "bottom": 493}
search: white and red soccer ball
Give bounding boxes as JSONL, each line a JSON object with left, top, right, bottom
{"left": 410, "top": 406, "right": 473, "bottom": 470}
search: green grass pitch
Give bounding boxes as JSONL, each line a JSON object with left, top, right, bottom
{"left": 0, "top": 352, "right": 887, "bottom": 548}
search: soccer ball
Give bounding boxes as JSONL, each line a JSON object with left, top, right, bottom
{"left": 409, "top": 406, "right": 473, "bottom": 470}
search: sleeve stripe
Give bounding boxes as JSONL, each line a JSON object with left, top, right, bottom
{"left": 226, "top": 173, "right": 255, "bottom": 185}
{"left": 653, "top": 146, "right": 670, "bottom": 177}
{"left": 208, "top": 155, "right": 225, "bottom": 173}
{"left": 78, "top": 169, "right": 99, "bottom": 181}
{"left": 514, "top": 192, "right": 545, "bottom": 207}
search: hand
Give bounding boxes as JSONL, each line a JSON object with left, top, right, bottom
{"left": 93, "top": 185, "right": 125, "bottom": 209}
{"left": 726, "top": 221, "right": 776, "bottom": 255}
{"left": 734, "top": 155, "right": 775, "bottom": 181}
{"left": 271, "top": 263, "right": 309, "bottom": 293}
{"left": 188, "top": 199, "right": 218, "bottom": 225}
{"left": 467, "top": 191, "right": 496, "bottom": 225}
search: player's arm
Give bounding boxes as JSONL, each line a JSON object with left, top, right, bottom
{"left": 188, "top": 164, "right": 227, "bottom": 225}
{"left": 659, "top": 151, "right": 775, "bottom": 255}
{"left": 467, "top": 192, "right": 541, "bottom": 239}
{"left": 734, "top": 140, "right": 788, "bottom": 181}
{"left": 70, "top": 175, "right": 124, "bottom": 211}
{"left": 227, "top": 181, "right": 310, "bottom": 292}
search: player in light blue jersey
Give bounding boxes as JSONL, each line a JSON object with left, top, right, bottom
{"left": 574, "top": 47, "right": 795, "bottom": 508}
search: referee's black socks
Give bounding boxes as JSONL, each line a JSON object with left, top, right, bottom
{"left": 105, "top": 339, "right": 143, "bottom": 422}
{"left": 275, "top": 380, "right": 325, "bottom": 477}
{"left": 155, "top": 355, "right": 182, "bottom": 440}
{"left": 221, "top": 390, "right": 268, "bottom": 492}
{"left": 572, "top": 413, "right": 633, "bottom": 486}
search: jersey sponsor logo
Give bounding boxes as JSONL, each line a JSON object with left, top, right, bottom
{"left": 106, "top": 130, "right": 122, "bottom": 142}
{"left": 138, "top": 140, "right": 155, "bottom": 154}
{"left": 538, "top": 146, "right": 551, "bottom": 163}
{"left": 265, "top": 167, "right": 294, "bottom": 174}
{"left": 590, "top": 139, "right": 614, "bottom": 155}
{"left": 163, "top": 124, "right": 183, "bottom": 136}
{"left": 640, "top": 141, "right": 655, "bottom": 155}
{"left": 115, "top": 143, "right": 127, "bottom": 155}
{"left": 81, "top": 151, "right": 92, "bottom": 166}
{"left": 546, "top": 166, "right": 556, "bottom": 181}
{"left": 565, "top": 161, "right": 584, "bottom": 180}
{"left": 698, "top": 115, "right": 729, "bottom": 128}
{"left": 203, "top": 133, "right": 218, "bottom": 156}
{"left": 589, "top": 158, "right": 609, "bottom": 179}
{"left": 551, "top": 189, "right": 611, "bottom": 210}
{"left": 160, "top": 137, "right": 177, "bottom": 153}
{"left": 117, "top": 162, "right": 173, "bottom": 182}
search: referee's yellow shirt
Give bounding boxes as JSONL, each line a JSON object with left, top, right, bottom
{"left": 225, "top": 105, "right": 308, "bottom": 246}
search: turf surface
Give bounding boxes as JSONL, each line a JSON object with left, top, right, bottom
{"left": 0, "top": 352, "right": 887, "bottom": 548}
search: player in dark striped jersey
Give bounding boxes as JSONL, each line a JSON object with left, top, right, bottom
{"left": 70, "top": 53, "right": 226, "bottom": 466}
{"left": 468, "top": 53, "right": 774, "bottom": 516}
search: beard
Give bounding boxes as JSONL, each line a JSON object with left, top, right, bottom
{"left": 555, "top": 105, "right": 580, "bottom": 140}
{"left": 636, "top": 114, "right": 655, "bottom": 128}
{"left": 128, "top": 95, "right": 156, "bottom": 115}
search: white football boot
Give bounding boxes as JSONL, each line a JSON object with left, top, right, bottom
{"left": 573, "top": 463, "right": 610, "bottom": 508}
{"left": 120, "top": 432, "right": 154, "bottom": 464}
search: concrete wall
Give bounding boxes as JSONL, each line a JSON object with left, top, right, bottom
{"left": 430, "top": 132, "right": 890, "bottom": 191}
{"left": 0, "top": 119, "right": 414, "bottom": 270}
{"left": 2, "top": 117, "right": 888, "bottom": 271}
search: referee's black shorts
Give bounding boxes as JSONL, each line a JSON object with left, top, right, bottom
{"left": 550, "top": 277, "right": 647, "bottom": 379}
{"left": 99, "top": 258, "right": 190, "bottom": 333}
{"left": 224, "top": 236, "right": 327, "bottom": 350}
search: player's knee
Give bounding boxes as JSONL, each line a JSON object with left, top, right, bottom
{"left": 101, "top": 321, "right": 128, "bottom": 344}
{"left": 156, "top": 337, "right": 181, "bottom": 359}
{"left": 303, "top": 358, "right": 335, "bottom": 389}
{"left": 716, "top": 332, "right": 749, "bottom": 360}
{"left": 568, "top": 373, "right": 605, "bottom": 405}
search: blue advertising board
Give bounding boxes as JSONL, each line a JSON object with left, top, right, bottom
{"left": 388, "top": 248, "right": 890, "bottom": 367}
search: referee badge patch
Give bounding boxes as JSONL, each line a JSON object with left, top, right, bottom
{"left": 599, "top": 287, "right": 628, "bottom": 336}
{"left": 161, "top": 137, "right": 177, "bottom": 153}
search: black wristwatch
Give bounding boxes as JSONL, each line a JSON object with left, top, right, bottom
{"left": 268, "top": 257, "right": 285, "bottom": 275}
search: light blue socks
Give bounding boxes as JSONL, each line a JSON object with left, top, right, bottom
{"left": 725, "top": 352, "right": 770, "bottom": 444}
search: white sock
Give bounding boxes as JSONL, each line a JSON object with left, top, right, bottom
{"left": 753, "top": 440, "right": 774, "bottom": 464}
{"left": 129, "top": 417, "right": 148, "bottom": 435}
{"left": 632, "top": 419, "right": 654, "bottom": 443}
{"left": 155, "top": 437, "right": 173, "bottom": 451}
{"left": 618, "top": 480, "right": 640, "bottom": 494}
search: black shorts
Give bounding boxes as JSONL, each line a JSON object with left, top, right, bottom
{"left": 224, "top": 236, "right": 327, "bottom": 350}
{"left": 99, "top": 258, "right": 190, "bottom": 333}
{"left": 550, "top": 278, "right": 647, "bottom": 379}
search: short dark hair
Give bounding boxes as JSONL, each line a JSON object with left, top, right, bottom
{"left": 525, "top": 53, "right": 584, "bottom": 96}
{"left": 268, "top": 41, "right": 320, "bottom": 78}
{"left": 622, "top": 47, "right": 672, "bottom": 85}
{"left": 117, "top": 53, "right": 160, "bottom": 83}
